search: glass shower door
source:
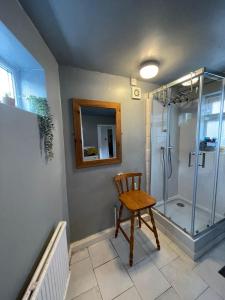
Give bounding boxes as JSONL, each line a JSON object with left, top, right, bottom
{"left": 165, "top": 82, "right": 199, "bottom": 234}
{"left": 150, "top": 92, "right": 168, "bottom": 215}
{"left": 193, "top": 74, "right": 224, "bottom": 235}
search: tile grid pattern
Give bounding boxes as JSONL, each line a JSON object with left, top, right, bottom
{"left": 67, "top": 222, "right": 225, "bottom": 300}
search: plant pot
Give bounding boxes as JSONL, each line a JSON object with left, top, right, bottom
{"left": 2, "top": 96, "right": 15, "bottom": 107}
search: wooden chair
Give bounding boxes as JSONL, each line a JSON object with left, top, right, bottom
{"left": 114, "top": 172, "right": 160, "bottom": 266}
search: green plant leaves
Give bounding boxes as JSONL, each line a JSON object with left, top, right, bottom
{"left": 27, "top": 95, "right": 54, "bottom": 162}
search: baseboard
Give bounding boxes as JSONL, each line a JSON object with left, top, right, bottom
{"left": 70, "top": 227, "right": 115, "bottom": 254}
{"left": 70, "top": 213, "right": 150, "bottom": 254}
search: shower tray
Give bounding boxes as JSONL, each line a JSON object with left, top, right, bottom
{"left": 152, "top": 208, "right": 225, "bottom": 260}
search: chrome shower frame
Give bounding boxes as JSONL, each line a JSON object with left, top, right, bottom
{"left": 150, "top": 68, "right": 225, "bottom": 259}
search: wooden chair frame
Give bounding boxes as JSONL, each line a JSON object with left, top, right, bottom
{"left": 114, "top": 172, "right": 160, "bottom": 266}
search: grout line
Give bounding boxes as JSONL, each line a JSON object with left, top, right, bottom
{"left": 70, "top": 248, "right": 90, "bottom": 266}
{"left": 194, "top": 286, "right": 209, "bottom": 300}
{"left": 93, "top": 256, "right": 134, "bottom": 300}
{"left": 71, "top": 228, "right": 225, "bottom": 300}
{"left": 93, "top": 254, "right": 119, "bottom": 270}
{"left": 109, "top": 236, "right": 144, "bottom": 299}
{"left": 111, "top": 286, "right": 135, "bottom": 300}
{"left": 154, "top": 286, "right": 174, "bottom": 300}
{"left": 89, "top": 245, "right": 104, "bottom": 300}
{"left": 71, "top": 286, "right": 102, "bottom": 300}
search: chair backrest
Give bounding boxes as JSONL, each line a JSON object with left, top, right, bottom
{"left": 114, "top": 172, "right": 142, "bottom": 195}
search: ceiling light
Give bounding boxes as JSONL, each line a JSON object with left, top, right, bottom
{"left": 182, "top": 77, "right": 199, "bottom": 86}
{"left": 139, "top": 61, "right": 159, "bottom": 79}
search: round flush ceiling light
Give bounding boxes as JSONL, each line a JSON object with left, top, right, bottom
{"left": 182, "top": 77, "right": 199, "bottom": 86}
{"left": 139, "top": 61, "right": 159, "bottom": 79}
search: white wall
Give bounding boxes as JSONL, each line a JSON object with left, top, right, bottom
{"left": 59, "top": 66, "right": 158, "bottom": 242}
{"left": 0, "top": 1, "right": 68, "bottom": 299}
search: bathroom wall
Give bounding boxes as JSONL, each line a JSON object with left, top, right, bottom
{"left": 0, "top": 1, "right": 68, "bottom": 299}
{"left": 60, "top": 66, "right": 158, "bottom": 242}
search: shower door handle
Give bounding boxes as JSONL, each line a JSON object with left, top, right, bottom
{"left": 198, "top": 152, "right": 206, "bottom": 168}
{"left": 188, "top": 152, "right": 205, "bottom": 168}
{"left": 188, "top": 152, "right": 195, "bottom": 167}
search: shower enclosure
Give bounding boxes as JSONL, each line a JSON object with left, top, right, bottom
{"left": 149, "top": 68, "right": 225, "bottom": 258}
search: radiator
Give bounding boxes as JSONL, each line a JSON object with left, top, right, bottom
{"left": 22, "top": 221, "right": 70, "bottom": 300}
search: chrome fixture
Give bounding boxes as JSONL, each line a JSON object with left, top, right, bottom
{"left": 150, "top": 67, "right": 225, "bottom": 241}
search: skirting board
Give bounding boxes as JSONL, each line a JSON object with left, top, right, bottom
{"left": 70, "top": 214, "right": 150, "bottom": 254}
{"left": 70, "top": 227, "right": 115, "bottom": 254}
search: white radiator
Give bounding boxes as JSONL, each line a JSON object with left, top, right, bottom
{"left": 22, "top": 221, "right": 70, "bottom": 300}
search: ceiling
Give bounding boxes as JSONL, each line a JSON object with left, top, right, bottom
{"left": 19, "top": 0, "right": 225, "bottom": 84}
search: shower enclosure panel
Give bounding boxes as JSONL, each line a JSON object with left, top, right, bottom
{"left": 167, "top": 86, "right": 199, "bottom": 234}
{"left": 150, "top": 94, "right": 168, "bottom": 214}
{"left": 194, "top": 74, "right": 225, "bottom": 232}
{"left": 150, "top": 69, "right": 225, "bottom": 238}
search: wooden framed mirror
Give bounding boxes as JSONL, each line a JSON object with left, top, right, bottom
{"left": 72, "top": 99, "right": 122, "bottom": 168}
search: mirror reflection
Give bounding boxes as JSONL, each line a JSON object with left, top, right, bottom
{"left": 80, "top": 107, "right": 116, "bottom": 161}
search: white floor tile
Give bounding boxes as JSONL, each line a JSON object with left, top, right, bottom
{"left": 111, "top": 235, "right": 147, "bottom": 267}
{"left": 161, "top": 257, "right": 193, "bottom": 284}
{"left": 172, "top": 271, "right": 208, "bottom": 300}
{"left": 135, "top": 227, "right": 159, "bottom": 255}
{"left": 66, "top": 257, "right": 97, "bottom": 300}
{"left": 74, "top": 287, "right": 102, "bottom": 300}
{"left": 89, "top": 239, "right": 117, "bottom": 268}
{"left": 114, "top": 287, "right": 141, "bottom": 300}
{"left": 150, "top": 242, "right": 178, "bottom": 269}
{"left": 155, "top": 287, "right": 181, "bottom": 300}
{"left": 128, "top": 257, "right": 170, "bottom": 300}
{"left": 194, "top": 258, "right": 225, "bottom": 299}
{"left": 196, "top": 287, "right": 223, "bottom": 300}
{"left": 95, "top": 258, "right": 133, "bottom": 300}
{"left": 71, "top": 248, "right": 89, "bottom": 265}
{"left": 168, "top": 242, "right": 197, "bottom": 269}
{"left": 201, "top": 240, "right": 225, "bottom": 266}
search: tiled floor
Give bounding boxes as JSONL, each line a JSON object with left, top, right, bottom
{"left": 66, "top": 222, "right": 225, "bottom": 300}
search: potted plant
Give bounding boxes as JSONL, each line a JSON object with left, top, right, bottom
{"left": 27, "top": 95, "right": 54, "bottom": 162}
{"left": 2, "top": 93, "right": 15, "bottom": 107}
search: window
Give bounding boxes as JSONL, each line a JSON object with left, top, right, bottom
{"left": 202, "top": 93, "right": 225, "bottom": 146}
{"left": 0, "top": 65, "right": 16, "bottom": 104}
{"left": 0, "top": 20, "right": 47, "bottom": 114}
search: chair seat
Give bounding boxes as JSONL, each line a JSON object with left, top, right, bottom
{"left": 119, "top": 190, "right": 156, "bottom": 211}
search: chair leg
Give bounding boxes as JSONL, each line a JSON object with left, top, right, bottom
{"left": 129, "top": 212, "right": 135, "bottom": 266}
{"left": 138, "top": 211, "right": 141, "bottom": 228}
{"left": 149, "top": 208, "right": 160, "bottom": 250}
{"left": 115, "top": 204, "right": 123, "bottom": 238}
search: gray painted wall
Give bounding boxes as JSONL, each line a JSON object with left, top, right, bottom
{"left": 0, "top": 1, "right": 68, "bottom": 299}
{"left": 59, "top": 66, "right": 158, "bottom": 242}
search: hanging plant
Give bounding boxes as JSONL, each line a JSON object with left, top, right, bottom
{"left": 27, "top": 95, "right": 54, "bottom": 162}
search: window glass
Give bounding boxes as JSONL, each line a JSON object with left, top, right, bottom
{"left": 0, "top": 21, "right": 47, "bottom": 114}
{"left": 0, "top": 66, "right": 15, "bottom": 103}
{"left": 203, "top": 93, "right": 225, "bottom": 146}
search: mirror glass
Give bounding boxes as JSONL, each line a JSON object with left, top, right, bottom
{"left": 80, "top": 106, "right": 116, "bottom": 161}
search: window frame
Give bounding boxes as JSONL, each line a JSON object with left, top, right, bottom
{"left": 0, "top": 59, "right": 19, "bottom": 107}
{"left": 201, "top": 91, "right": 225, "bottom": 146}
